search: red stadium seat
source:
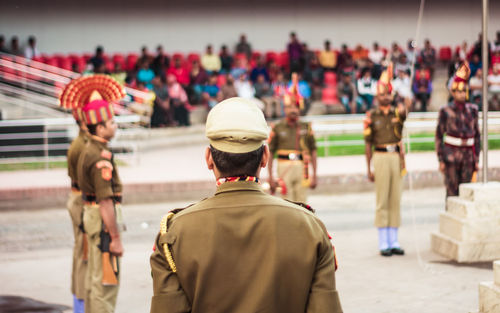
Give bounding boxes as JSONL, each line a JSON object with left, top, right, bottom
{"left": 58, "top": 56, "right": 73, "bottom": 71}
{"left": 324, "top": 72, "right": 337, "bottom": 87}
{"left": 216, "top": 74, "right": 227, "bottom": 87}
{"left": 439, "top": 46, "right": 452, "bottom": 62}
{"left": 321, "top": 87, "right": 339, "bottom": 106}
{"left": 112, "top": 53, "right": 125, "bottom": 63}
{"left": 277, "top": 52, "right": 289, "bottom": 69}
{"left": 126, "top": 53, "right": 138, "bottom": 72}
{"left": 187, "top": 53, "right": 200, "bottom": 64}
{"left": 251, "top": 51, "right": 262, "bottom": 62}
{"left": 265, "top": 51, "right": 277, "bottom": 63}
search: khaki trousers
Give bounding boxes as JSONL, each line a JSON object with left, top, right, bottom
{"left": 277, "top": 160, "right": 307, "bottom": 203}
{"left": 67, "top": 191, "right": 87, "bottom": 300}
{"left": 83, "top": 204, "right": 119, "bottom": 313}
{"left": 373, "top": 152, "right": 402, "bottom": 228}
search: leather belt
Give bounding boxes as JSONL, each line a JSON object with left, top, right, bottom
{"left": 444, "top": 135, "right": 474, "bottom": 147}
{"left": 82, "top": 194, "right": 122, "bottom": 203}
{"left": 375, "top": 144, "right": 400, "bottom": 153}
{"left": 278, "top": 153, "right": 303, "bottom": 161}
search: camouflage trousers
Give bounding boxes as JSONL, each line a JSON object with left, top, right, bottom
{"left": 442, "top": 148, "right": 475, "bottom": 197}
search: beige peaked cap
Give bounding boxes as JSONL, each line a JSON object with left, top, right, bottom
{"left": 206, "top": 97, "right": 270, "bottom": 153}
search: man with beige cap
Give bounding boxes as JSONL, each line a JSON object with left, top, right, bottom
{"left": 150, "top": 97, "right": 342, "bottom": 313}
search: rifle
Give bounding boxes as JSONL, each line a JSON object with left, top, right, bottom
{"left": 99, "top": 230, "right": 119, "bottom": 286}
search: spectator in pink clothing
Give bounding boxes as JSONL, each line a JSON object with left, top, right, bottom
{"left": 167, "top": 74, "right": 191, "bottom": 126}
{"left": 166, "top": 58, "right": 190, "bottom": 87}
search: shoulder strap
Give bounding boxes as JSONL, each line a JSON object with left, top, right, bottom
{"left": 285, "top": 199, "right": 315, "bottom": 213}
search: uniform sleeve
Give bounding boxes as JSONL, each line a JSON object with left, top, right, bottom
{"left": 90, "top": 157, "right": 115, "bottom": 202}
{"left": 306, "top": 123, "right": 317, "bottom": 151}
{"left": 306, "top": 226, "right": 343, "bottom": 313}
{"left": 150, "top": 233, "right": 191, "bottom": 313}
{"left": 268, "top": 124, "right": 278, "bottom": 155}
{"left": 363, "top": 111, "right": 374, "bottom": 143}
{"left": 473, "top": 106, "right": 481, "bottom": 160}
{"left": 435, "top": 108, "right": 447, "bottom": 163}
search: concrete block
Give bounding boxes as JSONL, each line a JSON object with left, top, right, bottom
{"left": 479, "top": 282, "right": 500, "bottom": 313}
{"left": 460, "top": 182, "right": 500, "bottom": 203}
{"left": 431, "top": 232, "right": 500, "bottom": 263}
{"left": 190, "top": 106, "right": 208, "bottom": 125}
{"left": 448, "top": 197, "right": 500, "bottom": 218}
{"left": 439, "top": 212, "right": 500, "bottom": 242}
{"left": 495, "top": 261, "right": 500, "bottom": 287}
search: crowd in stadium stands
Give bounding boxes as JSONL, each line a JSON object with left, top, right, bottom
{"left": 2, "top": 32, "right": 500, "bottom": 127}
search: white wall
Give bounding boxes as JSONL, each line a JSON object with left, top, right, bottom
{"left": 1, "top": 0, "right": 499, "bottom": 55}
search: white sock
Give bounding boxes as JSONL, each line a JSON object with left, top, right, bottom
{"left": 378, "top": 227, "right": 389, "bottom": 250}
{"left": 388, "top": 227, "right": 400, "bottom": 249}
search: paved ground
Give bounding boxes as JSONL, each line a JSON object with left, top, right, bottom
{"left": 0, "top": 187, "right": 493, "bottom": 313}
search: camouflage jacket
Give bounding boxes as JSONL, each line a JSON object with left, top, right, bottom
{"left": 435, "top": 101, "right": 481, "bottom": 163}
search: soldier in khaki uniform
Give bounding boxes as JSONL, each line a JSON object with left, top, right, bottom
{"left": 268, "top": 73, "right": 317, "bottom": 202}
{"left": 364, "top": 64, "right": 408, "bottom": 257}
{"left": 60, "top": 79, "right": 89, "bottom": 313}
{"left": 69, "top": 75, "right": 125, "bottom": 313}
{"left": 150, "top": 97, "right": 342, "bottom": 313}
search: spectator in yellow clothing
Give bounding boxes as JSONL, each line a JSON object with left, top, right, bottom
{"left": 319, "top": 40, "right": 337, "bottom": 72}
{"left": 201, "top": 44, "right": 221, "bottom": 74}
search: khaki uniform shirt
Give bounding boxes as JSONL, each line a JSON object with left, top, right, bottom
{"left": 77, "top": 135, "right": 122, "bottom": 201}
{"left": 150, "top": 181, "right": 342, "bottom": 313}
{"left": 364, "top": 106, "right": 406, "bottom": 145}
{"left": 67, "top": 130, "right": 88, "bottom": 186}
{"left": 269, "top": 120, "right": 317, "bottom": 155}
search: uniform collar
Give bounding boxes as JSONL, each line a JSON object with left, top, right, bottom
{"left": 90, "top": 135, "right": 108, "bottom": 148}
{"left": 214, "top": 180, "right": 263, "bottom": 195}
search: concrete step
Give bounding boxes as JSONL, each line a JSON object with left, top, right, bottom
{"left": 459, "top": 182, "right": 500, "bottom": 203}
{"left": 495, "top": 260, "right": 500, "bottom": 287}
{"left": 479, "top": 282, "right": 500, "bottom": 313}
{"left": 439, "top": 212, "right": 500, "bottom": 242}
{"left": 431, "top": 232, "right": 500, "bottom": 263}
{"left": 447, "top": 196, "right": 500, "bottom": 219}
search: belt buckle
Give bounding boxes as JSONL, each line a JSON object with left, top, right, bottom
{"left": 289, "top": 153, "right": 297, "bottom": 160}
{"left": 386, "top": 145, "right": 396, "bottom": 153}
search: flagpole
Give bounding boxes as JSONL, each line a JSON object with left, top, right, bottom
{"left": 482, "top": 0, "right": 489, "bottom": 183}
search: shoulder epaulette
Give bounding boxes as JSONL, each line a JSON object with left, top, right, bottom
{"left": 285, "top": 199, "right": 315, "bottom": 213}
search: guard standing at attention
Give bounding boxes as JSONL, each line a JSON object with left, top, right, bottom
{"left": 364, "top": 64, "right": 409, "bottom": 257}
{"left": 150, "top": 97, "right": 342, "bottom": 313}
{"left": 69, "top": 75, "right": 125, "bottom": 313}
{"left": 268, "top": 72, "right": 317, "bottom": 202}
{"left": 60, "top": 79, "right": 90, "bottom": 313}
{"left": 435, "top": 62, "right": 480, "bottom": 199}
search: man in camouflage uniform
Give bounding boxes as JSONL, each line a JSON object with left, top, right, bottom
{"left": 435, "top": 62, "right": 480, "bottom": 198}
{"left": 150, "top": 97, "right": 342, "bottom": 313}
{"left": 60, "top": 81, "right": 89, "bottom": 313}
{"left": 268, "top": 73, "right": 317, "bottom": 202}
{"left": 66, "top": 75, "right": 125, "bottom": 313}
{"left": 364, "top": 64, "right": 408, "bottom": 257}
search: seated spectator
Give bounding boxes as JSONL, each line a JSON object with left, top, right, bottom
{"left": 469, "top": 54, "right": 482, "bottom": 78}
{"left": 301, "top": 42, "right": 315, "bottom": 70}
{"left": 469, "top": 68, "right": 483, "bottom": 108}
{"left": 110, "top": 62, "right": 127, "bottom": 85}
{"left": 189, "top": 60, "right": 209, "bottom": 104}
{"left": 201, "top": 44, "right": 221, "bottom": 73}
{"left": 271, "top": 71, "right": 288, "bottom": 117}
{"left": 235, "top": 34, "right": 252, "bottom": 60}
{"left": 167, "top": 74, "right": 190, "bottom": 126}
{"left": 250, "top": 56, "right": 269, "bottom": 83}
{"left": 405, "top": 39, "right": 417, "bottom": 65}
{"left": 352, "top": 44, "right": 369, "bottom": 69}
{"left": 201, "top": 73, "right": 220, "bottom": 108}
{"left": 392, "top": 70, "right": 413, "bottom": 104}
{"left": 420, "top": 39, "right": 437, "bottom": 78}
{"left": 495, "top": 31, "right": 500, "bottom": 52}
{"left": 0, "top": 35, "right": 8, "bottom": 53}
{"left": 150, "top": 75, "right": 173, "bottom": 128}
{"left": 337, "top": 44, "right": 352, "bottom": 74}
{"left": 137, "top": 46, "right": 151, "bottom": 70}
{"left": 303, "top": 56, "right": 324, "bottom": 99}
{"left": 337, "top": 72, "right": 356, "bottom": 113}
{"left": 492, "top": 49, "right": 500, "bottom": 69}
{"left": 254, "top": 74, "right": 277, "bottom": 119}
{"left": 412, "top": 68, "right": 432, "bottom": 112}
{"left": 9, "top": 36, "right": 22, "bottom": 56}
{"left": 24, "top": 36, "right": 40, "bottom": 60}
{"left": 167, "top": 57, "right": 190, "bottom": 87}
{"left": 219, "top": 45, "right": 233, "bottom": 74}
{"left": 218, "top": 73, "right": 238, "bottom": 100}
{"left": 389, "top": 42, "right": 402, "bottom": 65}
{"left": 395, "top": 54, "right": 411, "bottom": 75}
{"left": 457, "top": 41, "right": 469, "bottom": 61}
{"left": 356, "top": 67, "right": 377, "bottom": 112}
{"left": 448, "top": 53, "right": 462, "bottom": 79}
{"left": 151, "top": 45, "right": 170, "bottom": 76}
{"left": 319, "top": 40, "right": 337, "bottom": 72}
{"left": 230, "top": 57, "right": 248, "bottom": 80}
{"left": 88, "top": 46, "right": 105, "bottom": 73}
{"left": 137, "top": 59, "right": 155, "bottom": 90}
{"left": 369, "top": 42, "right": 384, "bottom": 79}
{"left": 287, "top": 32, "right": 304, "bottom": 73}
{"left": 287, "top": 72, "right": 311, "bottom": 112}
{"left": 488, "top": 64, "right": 500, "bottom": 111}
{"left": 234, "top": 73, "right": 255, "bottom": 99}
{"left": 267, "top": 60, "right": 280, "bottom": 83}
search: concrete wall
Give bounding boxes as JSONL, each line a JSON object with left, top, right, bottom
{"left": 1, "top": 0, "right": 499, "bottom": 55}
